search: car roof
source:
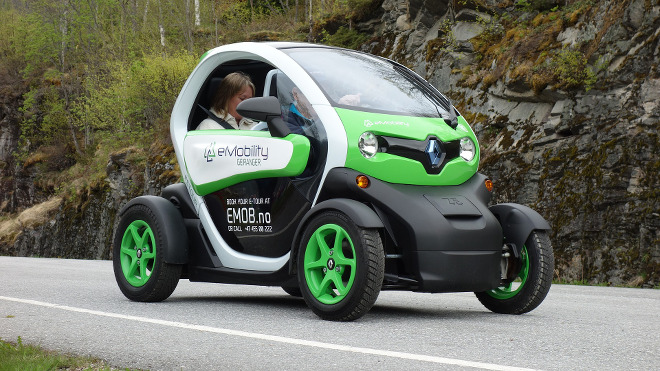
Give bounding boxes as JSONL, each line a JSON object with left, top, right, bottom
{"left": 264, "top": 41, "right": 330, "bottom": 49}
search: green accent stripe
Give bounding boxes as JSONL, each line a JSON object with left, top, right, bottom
{"left": 199, "top": 50, "right": 210, "bottom": 62}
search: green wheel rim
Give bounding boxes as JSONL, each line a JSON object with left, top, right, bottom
{"left": 303, "top": 223, "right": 357, "bottom": 305}
{"left": 487, "top": 246, "right": 530, "bottom": 300}
{"left": 120, "top": 220, "right": 156, "bottom": 287}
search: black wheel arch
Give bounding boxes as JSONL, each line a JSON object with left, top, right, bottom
{"left": 118, "top": 195, "right": 189, "bottom": 264}
{"left": 489, "top": 203, "right": 551, "bottom": 258}
{"left": 161, "top": 183, "right": 198, "bottom": 220}
{"left": 289, "top": 198, "right": 384, "bottom": 274}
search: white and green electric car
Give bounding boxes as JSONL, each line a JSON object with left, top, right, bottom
{"left": 113, "top": 42, "right": 554, "bottom": 321}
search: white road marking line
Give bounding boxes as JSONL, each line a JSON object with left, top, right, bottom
{"left": 1, "top": 295, "right": 540, "bottom": 371}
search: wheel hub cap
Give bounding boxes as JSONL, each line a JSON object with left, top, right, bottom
{"left": 119, "top": 219, "right": 156, "bottom": 287}
{"left": 303, "top": 223, "right": 357, "bottom": 305}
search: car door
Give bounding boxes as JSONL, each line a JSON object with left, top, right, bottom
{"left": 184, "top": 66, "right": 327, "bottom": 259}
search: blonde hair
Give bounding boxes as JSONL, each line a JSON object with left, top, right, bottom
{"left": 211, "top": 72, "right": 256, "bottom": 117}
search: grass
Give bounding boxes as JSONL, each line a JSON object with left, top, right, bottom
{"left": 0, "top": 197, "right": 63, "bottom": 244}
{"left": 0, "top": 337, "right": 121, "bottom": 371}
{"left": 553, "top": 279, "right": 610, "bottom": 286}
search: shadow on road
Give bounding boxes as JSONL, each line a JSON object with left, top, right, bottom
{"left": 369, "top": 303, "right": 493, "bottom": 321}
{"left": 163, "top": 291, "right": 494, "bottom": 321}
{"left": 166, "top": 293, "right": 308, "bottom": 309}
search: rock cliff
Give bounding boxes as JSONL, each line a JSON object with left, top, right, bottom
{"left": 363, "top": 0, "right": 659, "bottom": 286}
{"left": 0, "top": 136, "right": 179, "bottom": 260}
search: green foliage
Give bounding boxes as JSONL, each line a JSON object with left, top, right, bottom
{"left": 515, "top": 0, "right": 533, "bottom": 10}
{"left": 217, "top": 0, "right": 254, "bottom": 29}
{"left": 321, "top": 26, "right": 369, "bottom": 49}
{"left": 2, "top": 0, "right": 375, "bottom": 204}
{"left": 16, "top": 86, "right": 69, "bottom": 162}
{"left": 83, "top": 52, "right": 197, "bottom": 135}
{"left": 516, "top": 0, "right": 563, "bottom": 12}
{"left": 343, "top": 0, "right": 383, "bottom": 20}
{"left": 13, "top": 6, "right": 61, "bottom": 77}
{"left": 0, "top": 8, "right": 22, "bottom": 70}
{"left": 552, "top": 47, "right": 597, "bottom": 90}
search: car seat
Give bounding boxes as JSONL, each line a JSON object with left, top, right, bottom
{"left": 189, "top": 76, "right": 224, "bottom": 131}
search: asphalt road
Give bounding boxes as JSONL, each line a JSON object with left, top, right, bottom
{"left": 0, "top": 257, "right": 658, "bottom": 370}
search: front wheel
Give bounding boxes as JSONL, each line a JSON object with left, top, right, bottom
{"left": 113, "top": 203, "right": 182, "bottom": 302}
{"left": 475, "top": 230, "right": 554, "bottom": 314}
{"left": 297, "top": 211, "right": 384, "bottom": 321}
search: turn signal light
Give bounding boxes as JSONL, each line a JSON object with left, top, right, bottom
{"left": 485, "top": 179, "right": 494, "bottom": 192}
{"left": 356, "top": 175, "right": 370, "bottom": 189}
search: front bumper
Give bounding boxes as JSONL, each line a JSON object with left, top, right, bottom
{"left": 320, "top": 169, "right": 503, "bottom": 292}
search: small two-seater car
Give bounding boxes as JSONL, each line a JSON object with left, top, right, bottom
{"left": 113, "top": 42, "right": 554, "bottom": 321}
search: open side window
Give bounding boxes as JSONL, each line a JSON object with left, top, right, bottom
{"left": 187, "top": 59, "right": 276, "bottom": 131}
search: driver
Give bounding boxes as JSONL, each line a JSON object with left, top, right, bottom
{"left": 197, "top": 72, "right": 257, "bottom": 130}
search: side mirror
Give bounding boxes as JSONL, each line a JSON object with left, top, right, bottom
{"left": 236, "top": 96, "right": 291, "bottom": 138}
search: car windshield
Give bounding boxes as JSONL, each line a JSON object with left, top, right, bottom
{"left": 283, "top": 47, "right": 452, "bottom": 118}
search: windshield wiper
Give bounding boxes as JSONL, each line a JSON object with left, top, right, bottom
{"left": 392, "top": 63, "right": 458, "bottom": 129}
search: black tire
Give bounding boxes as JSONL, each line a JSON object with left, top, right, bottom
{"left": 297, "top": 210, "right": 384, "bottom": 321}
{"left": 113, "top": 203, "right": 182, "bottom": 302}
{"left": 475, "top": 230, "right": 554, "bottom": 314}
{"left": 281, "top": 285, "right": 303, "bottom": 297}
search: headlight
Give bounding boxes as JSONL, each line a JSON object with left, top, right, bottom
{"left": 358, "top": 132, "right": 378, "bottom": 158}
{"left": 459, "top": 137, "right": 475, "bottom": 161}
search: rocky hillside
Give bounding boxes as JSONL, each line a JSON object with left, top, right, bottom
{"left": 0, "top": 0, "right": 657, "bottom": 287}
{"left": 360, "top": 0, "right": 658, "bottom": 286}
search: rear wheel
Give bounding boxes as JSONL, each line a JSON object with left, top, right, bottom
{"left": 297, "top": 211, "right": 384, "bottom": 321}
{"left": 113, "top": 204, "right": 181, "bottom": 302}
{"left": 476, "top": 230, "right": 554, "bottom": 314}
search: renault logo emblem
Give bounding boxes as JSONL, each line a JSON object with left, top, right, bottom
{"left": 426, "top": 139, "right": 444, "bottom": 168}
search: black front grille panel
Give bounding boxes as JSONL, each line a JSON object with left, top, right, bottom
{"left": 378, "top": 135, "right": 460, "bottom": 174}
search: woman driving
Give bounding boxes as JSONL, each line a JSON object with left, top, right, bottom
{"left": 197, "top": 71, "right": 257, "bottom": 130}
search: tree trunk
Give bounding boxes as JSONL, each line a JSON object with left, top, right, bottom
{"left": 59, "top": 0, "right": 69, "bottom": 70}
{"left": 159, "top": 24, "right": 165, "bottom": 48}
{"left": 262, "top": 1, "right": 277, "bottom": 13}
{"left": 143, "top": 0, "right": 149, "bottom": 27}
{"left": 308, "top": 0, "right": 312, "bottom": 42}
{"left": 68, "top": 117, "right": 83, "bottom": 156}
{"left": 184, "top": 0, "right": 193, "bottom": 52}
{"left": 158, "top": 0, "right": 165, "bottom": 50}
{"left": 213, "top": 1, "right": 218, "bottom": 45}
{"left": 194, "top": 0, "right": 200, "bottom": 27}
{"left": 61, "top": 86, "right": 83, "bottom": 156}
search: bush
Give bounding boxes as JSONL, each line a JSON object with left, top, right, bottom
{"left": 83, "top": 51, "right": 197, "bottom": 137}
{"left": 516, "top": 0, "right": 563, "bottom": 12}
{"left": 321, "top": 26, "right": 369, "bottom": 49}
{"left": 552, "top": 47, "right": 597, "bottom": 90}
